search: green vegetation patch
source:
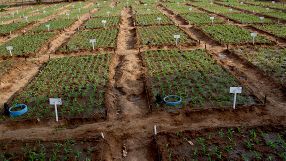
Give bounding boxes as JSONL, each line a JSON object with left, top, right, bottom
{"left": 135, "top": 13, "right": 173, "bottom": 26}
{"left": 6, "top": 55, "right": 110, "bottom": 120}
{"left": 202, "top": 24, "right": 271, "bottom": 44}
{"left": 59, "top": 29, "right": 118, "bottom": 52}
{"left": 0, "top": 32, "right": 54, "bottom": 57}
{"left": 143, "top": 50, "right": 257, "bottom": 108}
{"left": 234, "top": 48, "right": 286, "bottom": 86}
{"left": 137, "top": 25, "right": 196, "bottom": 46}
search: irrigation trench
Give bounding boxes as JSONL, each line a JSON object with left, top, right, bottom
{"left": 0, "top": 3, "right": 286, "bottom": 161}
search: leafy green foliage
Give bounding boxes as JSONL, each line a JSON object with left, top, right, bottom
{"left": 0, "top": 22, "right": 29, "bottom": 36}
{"left": 143, "top": 50, "right": 256, "bottom": 108}
{"left": 0, "top": 32, "right": 54, "bottom": 56}
{"left": 234, "top": 48, "right": 286, "bottom": 86}
{"left": 163, "top": 3, "right": 202, "bottom": 14}
{"left": 156, "top": 126, "right": 286, "bottom": 160}
{"left": 255, "top": 24, "right": 286, "bottom": 38}
{"left": 180, "top": 13, "right": 224, "bottom": 25}
{"left": 220, "top": 1, "right": 276, "bottom": 13}
{"left": 8, "top": 55, "right": 110, "bottom": 119}
{"left": 264, "top": 11, "right": 286, "bottom": 21}
{"left": 59, "top": 29, "right": 118, "bottom": 52}
{"left": 85, "top": 16, "right": 120, "bottom": 29}
{"left": 193, "top": 2, "right": 239, "bottom": 13}
{"left": 137, "top": 25, "right": 195, "bottom": 46}
{"left": 202, "top": 24, "right": 271, "bottom": 44}
{"left": 133, "top": 5, "right": 161, "bottom": 14}
{"left": 135, "top": 13, "right": 172, "bottom": 26}
{"left": 224, "top": 13, "right": 273, "bottom": 24}
{"left": 0, "top": 138, "right": 104, "bottom": 160}
{"left": 32, "top": 19, "right": 76, "bottom": 32}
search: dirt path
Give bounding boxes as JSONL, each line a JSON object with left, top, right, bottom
{"left": 107, "top": 7, "right": 147, "bottom": 121}
{"left": 105, "top": 7, "right": 150, "bottom": 160}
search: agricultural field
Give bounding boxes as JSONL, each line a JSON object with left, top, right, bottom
{"left": 0, "top": 135, "right": 109, "bottom": 160}
{"left": 135, "top": 13, "right": 173, "bottom": 26}
{"left": 32, "top": 18, "right": 76, "bottom": 32}
{"left": 84, "top": 16, "right": 120, "bottom": 29}
{"left": 0, "top": 0, "right": 286, "bottom": 160}
{"left": 223, "top": 13, "right": 273, "bottom": 24}
{"left": 163, "top": 3, "right": 202, "bottom": 14}
{"left": 253, "top": 24, "right": 286, "bottom": 38}
{"left": 137, "top": 25, "right": 197, "bottom": 47}
{"left": 143, "top": 50, "right": 258, "bottom": 109}
{"left": 191, "top": 2, "right": 240, "bottom": 14}
{"left": 232, "top": 47, "right": 286, "bottom": 87}
{"left": 58, "top": 28, "right": 118, "bottom": 52}
{"left": 3, "top": 54, "right": 110, "bottom": 120}
{"left": 155, "top": 125, "right": 286, "bottom": 160}
{"left": 180, "top": 13, "right": 224, "bottom": 25}
{"left": 219, "top": 1, "right": 277, "bottom": 13}
{"left": 202, "top": 24, "right": 271, "bottom": 45}
{"left": 0, "top": 32, "right": 54, "bottom": 57}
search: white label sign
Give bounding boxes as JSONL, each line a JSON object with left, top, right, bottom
{"left": 89, "top": 39, "right": 96, "bottom": 43}
{"left": 157, "top": 17, "right": 162, "bottom": 21}
{"left": 6, "top": 46, "right": 13, "bottom": 56}
{"left": 229, "top": 87, "right": 242, "bottom": 94}
{"left": 102, "top": 20, "right": 107, "bottom": 24}
{"left": 89, "top": 39, "right": 96, "bottom": 50}
{"left": 6, "top": 46, "right": 13, "bottom": 51}
{"left": 49, "top": 98, "right": 62, "bottom": 105}
{"left": 174, "top": 35, "right": 180, "bottom": 39}
{"left": 230, "top": 87, "right": 242, "bottom": 109}
{"left": 189, "top": 7, "right": 192, "bottom": 11}
{"left": 259, "top": 17, "right": 264, "bottom": 20}
{"left": 251, "top": 32, "right": 257, "bottom": 37}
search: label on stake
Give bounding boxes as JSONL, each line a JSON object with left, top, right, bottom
{"left": 49, "top": 98, "right": 62, "bottom": 122}
{"left": 6, "top": 46, "right": 13, "bottom": 56}
{"left": 89, "top": 39, "right": 96, "bottom": 50}
{"left": 229, "top": 87, "right": 242, "bottom": 94}
{"left": 49, "top": 98, "right": 62, "bottom": 105}
{"left": 174, "top": 35, "right": 180, "bottom": 39}
{"left": 229, "top": 87, "right": 242, "bottom": 109}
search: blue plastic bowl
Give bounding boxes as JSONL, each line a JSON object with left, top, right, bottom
{"left": 9, "top": 104, "right": 28, "bottom": 117}
{"left": 163, "top": 95, "right": 182, "bottom": 106}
